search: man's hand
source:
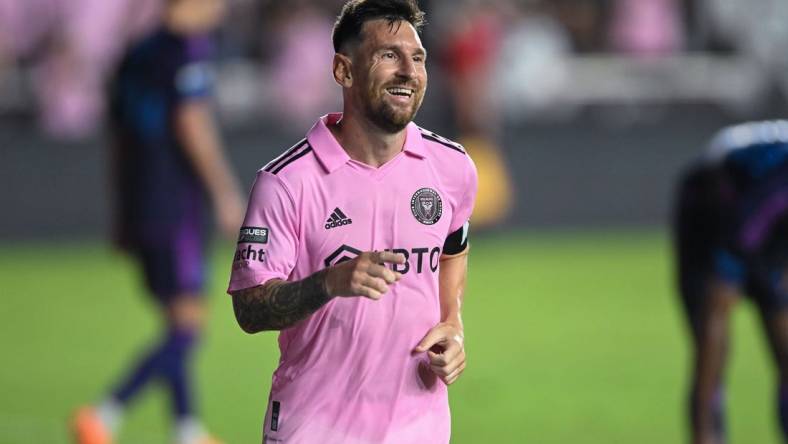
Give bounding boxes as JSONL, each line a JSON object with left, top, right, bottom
{"left": 231, "top": 251, "right": 405, "bottom": 333}
{"left": 414, "top": 322, "right": 466, "bottom": 385}
{"left": 325, "top": 251, "right": 406, "bottom": 299}
{"left": 214, "top": 192, "right": 245, "bottom": 240}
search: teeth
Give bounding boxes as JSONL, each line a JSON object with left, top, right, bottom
{"left": 387, "top": 87, "right": 412, "bottom": 97}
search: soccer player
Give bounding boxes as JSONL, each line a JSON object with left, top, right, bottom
{"left": 674, "top": 120, "right": 788, "bottom": 444}
{"left": 72, "top": 0, "right": 244, "bottom": 443}
{"left": 227, "top": 1, "right": 478, "bottom": 442}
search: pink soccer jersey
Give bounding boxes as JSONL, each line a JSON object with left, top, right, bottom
{"left": 228, "top": 113, "right": 478, "bottom": 444}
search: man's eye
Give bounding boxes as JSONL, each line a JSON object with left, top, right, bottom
{"left": 383, "top": 52, "right": 397, "bottom": 59}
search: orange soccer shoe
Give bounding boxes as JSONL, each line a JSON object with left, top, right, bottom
{"left": 71, "top": 407, "right": 113, "bottom": 444}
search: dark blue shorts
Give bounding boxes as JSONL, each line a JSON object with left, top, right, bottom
{"left": 674, "top": 164, "right": 788, "bottom": 318}
{"left": 133, "top": 222, "right": 206, "bottom": 304}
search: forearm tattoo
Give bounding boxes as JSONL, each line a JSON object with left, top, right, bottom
{"left": 232, "top": 269, "right": 333, "bottom": 333}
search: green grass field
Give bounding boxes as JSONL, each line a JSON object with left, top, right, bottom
{"left": 0, "top": 230, "right": 780, "bottom": 443}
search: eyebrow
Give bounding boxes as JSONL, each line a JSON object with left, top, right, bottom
{"left": 379, "top": 44, "right": 427, "bottom": 57}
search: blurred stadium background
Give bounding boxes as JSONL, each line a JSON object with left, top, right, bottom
{"left": 1, "top": 0, "right": 787, "bottom": 442}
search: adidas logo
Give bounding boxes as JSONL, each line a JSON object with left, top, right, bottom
{"left": 325, "top": 207, "right": 353, "bottom": 229}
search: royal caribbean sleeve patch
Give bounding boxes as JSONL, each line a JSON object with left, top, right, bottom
{"left": 238, "top": 226, "right": 269, "bottom": 244}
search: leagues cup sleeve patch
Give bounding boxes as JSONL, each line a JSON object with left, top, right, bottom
{"left": 238, "top": 226, "right": 269, "bottom": 244}
{"left": 411, "top": 188, "right": 443, "bottom": 225}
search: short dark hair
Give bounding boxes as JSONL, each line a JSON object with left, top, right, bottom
{"left": 332, "top": 0, "right": 426, "bottom": 53}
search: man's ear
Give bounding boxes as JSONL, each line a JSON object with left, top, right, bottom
{"left": 333, "top": 53, "right": 353, "bottom": 88}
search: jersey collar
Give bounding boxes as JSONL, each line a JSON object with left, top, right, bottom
{"left": 307, "top": 113, "right": 426, "bottom": 174}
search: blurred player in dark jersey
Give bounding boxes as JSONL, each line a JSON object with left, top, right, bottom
{"left": 71, "top": 0, "right": 243, "bottom": 443}
{"left": 674, "top": 120, "right": 788, "bottom": 444}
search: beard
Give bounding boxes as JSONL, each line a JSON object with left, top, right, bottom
{"left": 363, "top": 88, "right": 424, "bottom": 134}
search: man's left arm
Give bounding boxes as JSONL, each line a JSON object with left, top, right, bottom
{"left": 414, "top": 230, "right": 469, "bottom": 386}
{"left": 173, "top": 52, "right": 244, "bottom": 240}
{"left": 175, "top": 101, "right": 245, "bottom": 240}
{"left": 415, "top": 150, "right": 477, "bottom": 385}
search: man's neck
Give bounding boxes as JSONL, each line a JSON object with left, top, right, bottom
{"left": 329, "top": 110, "right": 407, "bottom": 168}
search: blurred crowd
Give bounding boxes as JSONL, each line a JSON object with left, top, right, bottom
{"left": 1, "top": 0, "right": 787, "bottom": 138}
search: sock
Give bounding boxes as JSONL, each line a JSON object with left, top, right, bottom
{"left": 711, "top": 388, "right": 726, "bottom": 441}
{"left": 96, "top": 398, "right": 123, "bottom": 434}
{"left": 778, "top": 384, "right": 788, "bottom": 439}
{"left": 159, "top": 328, "right": 198, "bottom": 418}
{"left": 690, "top": 385, "right": 726, "bottom": 441}
{"left": 111, "top": 327, "right": 198, "bottom": 419}
{"left": 175, "top": 416, "right": 206, "bottom": 444}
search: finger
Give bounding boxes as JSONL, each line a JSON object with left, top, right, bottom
{"left": 353, "top": 284, "right": 383, "bottom": 300}
{"left": 429, "top": 350, "right": 462, "bottom": 375}
{"left": 432, "top": 350, "right": 465, "bottom": 376}
{"left": 415, "top": 328, "right": 446, "bottom": 353}
{"left": 371, "top": 251, "right": 406, "bottom": 265}
{"left": 362, "top": 287, "right": 383, "bottom": 300}
{"left": 367, "top": 264, "right": 398, "bottom": 284}
{"left": 360, "top": 275, "right": 389, "bottom": 294}
{"left": 439, "top": 358, "right": 466, "bottom": 381}
{"left": 427, "top": 349, "right": 447, "bottom": 367}
{"left": 444, "top": 362, "right": 466, "bottom": 385}
{"left": 367, "top": 251, "right": 382, "bottom": 264}
{"left": 428, "top": 341, "right": 461, "bottom": 366}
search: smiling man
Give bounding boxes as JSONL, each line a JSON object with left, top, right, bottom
{"left": 227, "top": 1, "right": 478, "bottom": 443}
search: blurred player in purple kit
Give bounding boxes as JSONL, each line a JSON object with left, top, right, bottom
{"left": 227, "top": 1, "right": 478, "bottom": 442}
{"left": 72, "top": 0, "right": 244, "bottom": 443}
{"left": 674, "top": 120, "right": 788, "bottom": 444}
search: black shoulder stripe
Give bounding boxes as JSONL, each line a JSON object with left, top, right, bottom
{"left": 418, "top": 129, "right": 466, "bottom": 155}
{"left": 264, "top": 139, "right": 308, "bottom": 173}
{"left": 271, "top": 144, "right": 313, "bottom": 175}
{"left": 422, "top": 133, "right": 466, "bottom": 154}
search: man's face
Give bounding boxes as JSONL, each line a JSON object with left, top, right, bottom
{"left": 350, "top": 19, "right": 427, "bottom": 133}
{"left": 171, "top": 0, "right": 227, "bottom": 33}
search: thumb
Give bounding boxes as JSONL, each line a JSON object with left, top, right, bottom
{"left": 414, "top": 327, "right": 446, "bottom": 353}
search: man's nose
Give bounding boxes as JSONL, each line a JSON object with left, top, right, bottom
{"left": 397, "top": 57, "right": 417, "bottom": 79}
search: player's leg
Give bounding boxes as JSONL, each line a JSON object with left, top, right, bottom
{"left": 74, "top": 230, "right": 218, "bottom": 444}
{"left": 673, "top": 165, "right": 732, "bottom": 444}
{"left": 690, "top": 282, "right": 737, "bottom": 444}
{"left": 163, "top": 293, "right": 223, "bottom": 444}
{"left": 71, "top": 243, "right": 176, "bottom": 444}
{"left": 749, "top": 213, "right": 788, "bottom": 439}
{"left": 751, "top": 227, "right": 788, "bottom": 440}
{"left": 758, "top": 303, "right": 788, "bottom": 440}
{"left": 120, "top": 232, "right": 219, "bottom": 444}
{"left": 102, "top": 296, "right": 211, "bottom": 444}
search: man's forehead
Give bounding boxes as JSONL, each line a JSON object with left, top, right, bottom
{"left": 360, "top": 19, "right": 424, "bottom": 50}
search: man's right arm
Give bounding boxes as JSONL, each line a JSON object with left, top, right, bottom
{"left": 230, "top": 251, "right": 405, "bottom": 333}
{"left": 231, "top": 269, "right": 332, "bottom": 333}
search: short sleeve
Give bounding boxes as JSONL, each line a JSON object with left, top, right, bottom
{"left": 174, "top": 37, "right": 215, "bottom": 101}
{"left": 228, "top": 171, "right": 299, "bottom": 293}
{"left": 450, "top": 156, "right": 479, "bottom": 233}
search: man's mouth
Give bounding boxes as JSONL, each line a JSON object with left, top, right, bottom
{"left": 385, "top": 87, "right": 414, "bottom": 98}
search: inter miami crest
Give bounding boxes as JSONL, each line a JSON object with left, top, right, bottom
{"left": 410, "top": 188, "right": 443, "bottom": 225}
